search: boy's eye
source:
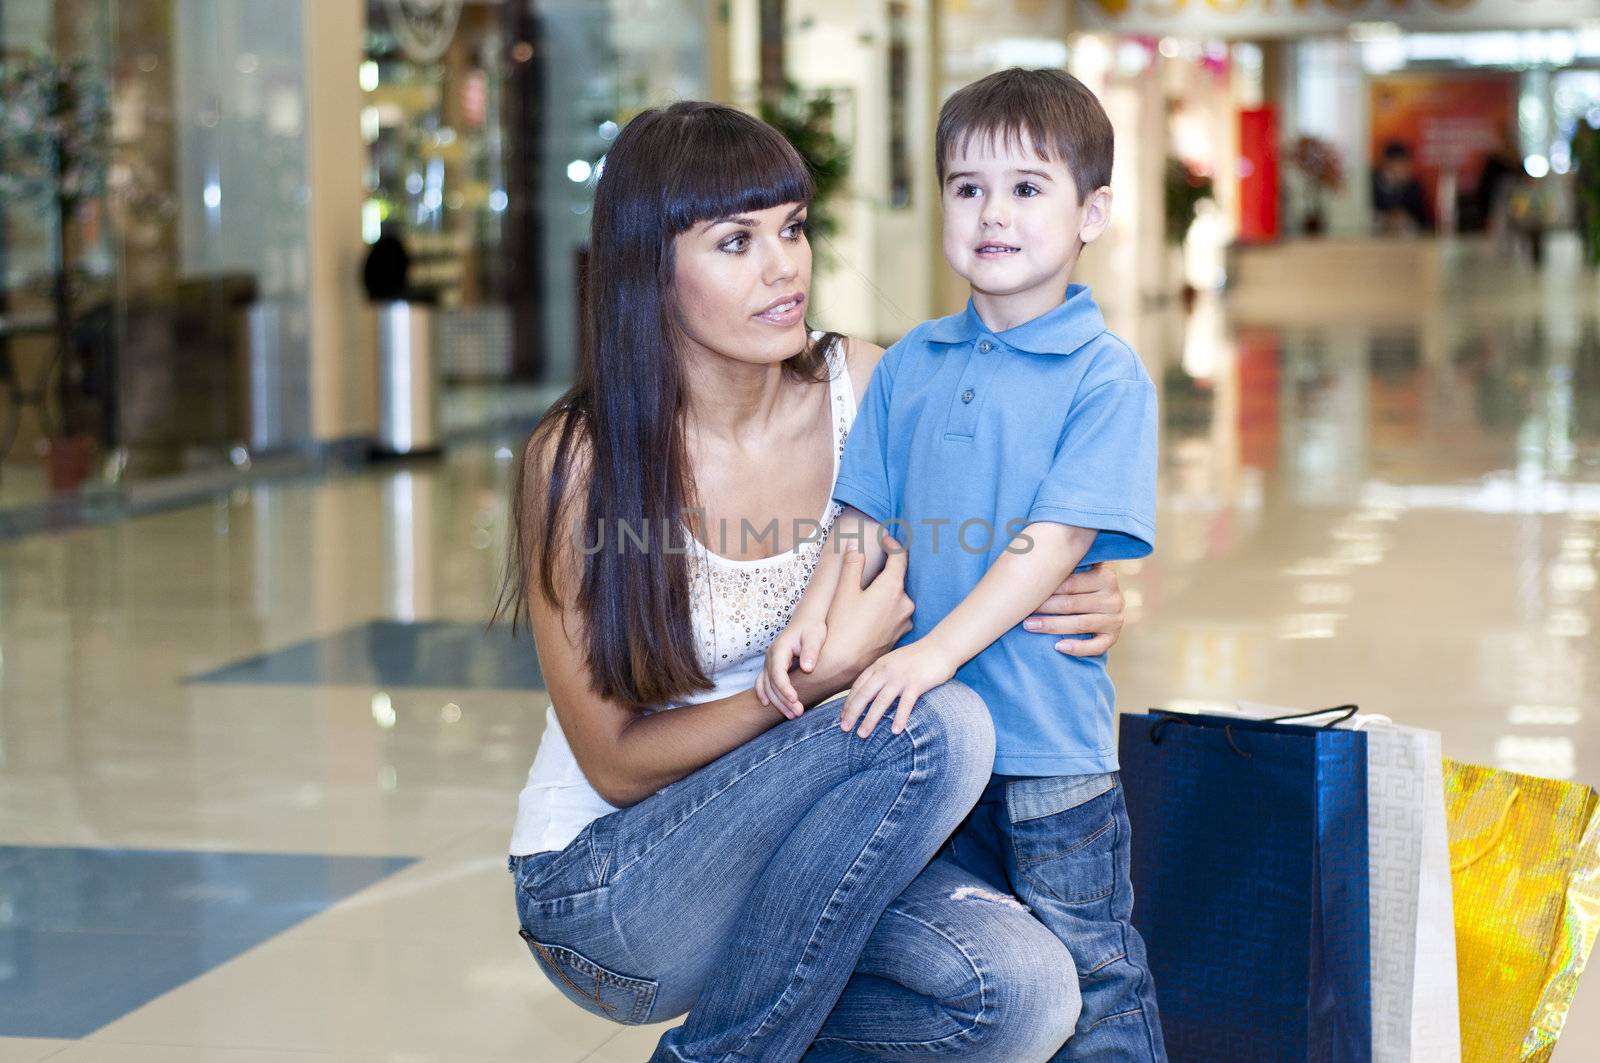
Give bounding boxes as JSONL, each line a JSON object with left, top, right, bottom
{"left": 954, "top": 183, "right": 981, "bottom": 199}
{"left": 1014, "top": 182, "right": 1040, "bottom": 198}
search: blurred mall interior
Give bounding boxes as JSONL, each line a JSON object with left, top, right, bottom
{"left": 2, "top": 0, "right": 1600, "bottom": 1059}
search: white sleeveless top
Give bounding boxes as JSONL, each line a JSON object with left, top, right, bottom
{"left": 510, "top": 336, "right": 858, "bottom": 856}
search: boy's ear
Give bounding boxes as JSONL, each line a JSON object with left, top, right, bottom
{"left": 1078, "top": 186, "right": 1113, "bottom": 244}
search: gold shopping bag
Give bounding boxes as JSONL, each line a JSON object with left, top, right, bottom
{"left": 1443, "top": 759, "right": 1600, "bottom": 1063}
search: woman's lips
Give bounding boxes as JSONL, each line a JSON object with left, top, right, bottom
{"left": 755, "top": 293, "right": 806, "bottom": 325}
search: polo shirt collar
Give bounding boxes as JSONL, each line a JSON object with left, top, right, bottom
{"left": 923, "top": 283, "right": 1107, "bottom": 355}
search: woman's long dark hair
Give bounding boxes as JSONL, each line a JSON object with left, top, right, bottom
{"left": 492, "top": 101, "right": 836, "bottom": 708}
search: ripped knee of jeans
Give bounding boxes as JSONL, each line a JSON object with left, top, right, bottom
{"left": 949, "top": 885, "right": 1030, "bottom": 912}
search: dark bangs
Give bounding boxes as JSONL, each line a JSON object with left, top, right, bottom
{"left": 493, "top": 101, "right": 836, "bottom": 711}
{"left": 655, "top": 104, "right": 815, "bottom": 235}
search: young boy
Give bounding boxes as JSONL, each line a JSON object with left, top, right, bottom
{"left": 759, "top": 68, "right": 1165, "bottom": 1060}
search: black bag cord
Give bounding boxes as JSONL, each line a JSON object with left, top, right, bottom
{"left": 1147, "top": 710, "right": 1252, "bottom": 758}
{"left": 1264, "top": 704, "right": 1359, "bottom": 728}
{"left": 1144, "top": 704, "right": 1359, "bottom": 757}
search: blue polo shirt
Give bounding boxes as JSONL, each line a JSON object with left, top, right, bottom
{"left": 833, "top": 284, "right": 1157, "bottom": 776}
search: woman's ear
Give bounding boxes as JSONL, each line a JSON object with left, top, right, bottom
{"left": 1078, "top": 186, "right": 1113, "bottom": 245}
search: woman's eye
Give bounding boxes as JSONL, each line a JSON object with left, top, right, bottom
{"left": 783, "top": 221, "right": 807, "bottom": 239}
{"left": 721, "top": 234, "right": 750, "bottom": 253}
{"left": 1015, "top": 183, "right": 1040, "bottom": 198}
{"left": 955, "top": 183, "right": 981, "bottom": 199}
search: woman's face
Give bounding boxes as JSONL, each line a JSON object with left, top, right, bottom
{"left": 672, "top": 201, "right": 812, "bottom": 368}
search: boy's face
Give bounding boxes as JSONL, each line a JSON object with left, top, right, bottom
{"left": 940, "top": 137, "right": 1110, "bottom": 310}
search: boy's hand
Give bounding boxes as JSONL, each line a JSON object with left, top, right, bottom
{"left": 840, "top": 640, "right": 957, "bottom": 739}
{"left": 757, "top": 619, "right": 828, "bottom": 719}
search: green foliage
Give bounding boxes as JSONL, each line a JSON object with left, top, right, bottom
{"left": 1574, "top": 122, "right": 1600, "bottom": 267}
{"left": 0, "top": 52, "right": 110, "bottom": 213}
{"left": 0, "top": 52, "right": 112, "bottom": 441}
{"left": 1164, "top": 157, "right": 1213, "bottom": 245}
{"left": 759, "top": 83, "right": 851, "bottom": 243}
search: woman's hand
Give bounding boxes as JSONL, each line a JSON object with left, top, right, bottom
{"left": 791, "top": 539, "right": 914, "bottom": 709}
{"left": 1022, "top": 561, "right": 1127, "bottom": 656}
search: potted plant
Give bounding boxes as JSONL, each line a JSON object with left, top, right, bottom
{"left": 0, "top": 52, "right": 110, "bottom": 490}
{"left": 1286, "top": 134, "right": 1344, "bottom": 236}
{"left": 759, "top": 82, "right": 851, "bottom": 246}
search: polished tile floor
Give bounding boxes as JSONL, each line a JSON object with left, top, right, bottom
{"left": 1, "top": 246, "right": 1598, "bottom": 1059}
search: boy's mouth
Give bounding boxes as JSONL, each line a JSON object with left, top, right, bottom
{"left": 975, "top": 242, "right": 1021, "bottom": 256}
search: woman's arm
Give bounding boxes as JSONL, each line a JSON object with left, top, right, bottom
{"left": 523, "top": 428, "right": 791, "bottom": 806}
{"left": 524, "top": 431, "right": 911, "bottom": 808}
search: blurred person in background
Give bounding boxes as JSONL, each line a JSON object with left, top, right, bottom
{"left": 1372, "top": 141, "right": 1432, "bottom": 236}
{"left": 1472, "top": 140, "right": 1521, "bottom": 246}
{"left": 1507, "top": 172, "right": 1558, "bottom": 268}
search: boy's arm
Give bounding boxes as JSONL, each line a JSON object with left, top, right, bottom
{"left": 840, "top": 358, "right": 1158, "bottom": 738}
{"left": 922, "top": 522, "right": 1096, "bottom": 666}
{"left": 839, "top": 522, "right": 1096, "bottom": 738}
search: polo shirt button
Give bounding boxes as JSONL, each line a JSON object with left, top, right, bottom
{"left": 978, "top": 340, "right": 993, "bottom": 353}
{"left": 961, "top": 388, "right": 975, "bottom": 404}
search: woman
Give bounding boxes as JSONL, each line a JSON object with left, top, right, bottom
{"left": 498, "top": 102, "right": 1130, "bottom": 1062}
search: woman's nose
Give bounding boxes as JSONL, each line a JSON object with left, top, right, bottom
{"left": 764, "top": 243, "right": 799, "bottom": 284}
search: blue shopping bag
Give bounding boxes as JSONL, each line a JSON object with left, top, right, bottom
{"left": 1121, "top": 709, "right": 1372, "bottom": 1063}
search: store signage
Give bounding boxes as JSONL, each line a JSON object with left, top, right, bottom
{"left": 384, "top": 0, "right": 464, "bottom": 63}
{"left": 1077, "top": 0, "right": 1600, "bottom": 37}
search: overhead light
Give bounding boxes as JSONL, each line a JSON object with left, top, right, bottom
{"left": 1508, "top": 705, "right": 1582, "bottom": 726}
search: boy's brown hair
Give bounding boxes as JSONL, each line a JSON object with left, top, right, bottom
{"left": 936, "top": 67, "right": 1114, "bottom": 198}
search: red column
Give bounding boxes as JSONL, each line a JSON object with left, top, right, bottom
{"left": 1239, "top": 106, "right": 1280, "bottom": 244}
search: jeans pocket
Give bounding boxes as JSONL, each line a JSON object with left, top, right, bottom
{"left": 518, "top": 930, "right": 659, "bottom": 1025}
{"left": 1009, "top": 779, "right": 1121, "bottom": 907}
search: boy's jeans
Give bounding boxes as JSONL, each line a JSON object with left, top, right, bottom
{"left": 942, "top": 771, "right": 1169, "bottom": 1063}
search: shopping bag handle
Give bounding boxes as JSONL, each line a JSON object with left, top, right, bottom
{"left": 1148, "top": 711, "right": 1252, "bottom": 758}
{"left": 1262, "top": 704, "right": 1360, "bottom": 728}
{"left": 1450, "top": 787, "right": 1521, "bottom": 873}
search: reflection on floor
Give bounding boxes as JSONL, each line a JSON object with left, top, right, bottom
{"left": 1, "top": 255, "right": 1597, "bottom": 1059}
{"left": 190, "top": 619, "right": 545, "bottom": 690}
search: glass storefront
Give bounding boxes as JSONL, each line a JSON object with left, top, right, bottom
{"left": 360, "top": 0, "right": 706, "bottom": 434}
{"left": 0, "top": 0, "right": 705, "bottom": 513}
{"left": 2, "top": 0, "right": 322, "bottom": 508}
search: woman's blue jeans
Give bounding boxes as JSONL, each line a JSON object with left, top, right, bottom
{"left": 510, "top": 682, "right": 1082, "bottom": 1063}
